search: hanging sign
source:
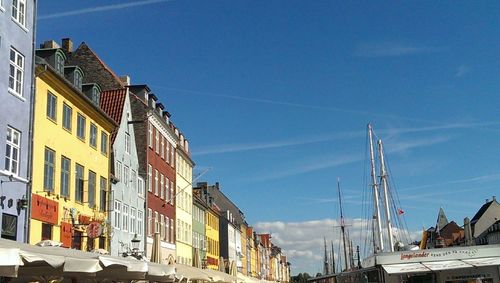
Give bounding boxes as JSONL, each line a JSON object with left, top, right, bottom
{"left": 86, "top": 221, "right": 103, "bottom": 238}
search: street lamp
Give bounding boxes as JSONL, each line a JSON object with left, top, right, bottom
{"left": 123, "top": 234, "right": 145, "bottom": 260}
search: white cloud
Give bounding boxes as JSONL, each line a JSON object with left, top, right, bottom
{"left": 255, "top": 219, "right": 420, "bottom": 276}
{"left": 354, "top": 43, "right": 444, "bottom": 58}
{"left": 39, "top": 0, "right": 174, "bottom": 20}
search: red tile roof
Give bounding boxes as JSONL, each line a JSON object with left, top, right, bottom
{"left": 100, "top": 88, "right": 127, "bottom": 143}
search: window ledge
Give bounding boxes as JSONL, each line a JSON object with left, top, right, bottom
{"left": 11, "top": 18, "right": 29, "bottom": 33}
{"left": 0, "top": 170, "right": 29, "bottom": 184}
{"left": 0, "top": 6, "right": 5, "bottom": 12}
{"left": 8, "top": 89, "right": 26, "bottom": 102}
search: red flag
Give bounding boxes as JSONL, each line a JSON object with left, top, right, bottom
{"left": 397, "top": 208, "right": 405, "bottom": 215}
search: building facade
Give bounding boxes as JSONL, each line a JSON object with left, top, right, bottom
{"left": 30, "top": 42, "right": 115, "bottom": 249}
{"left": 192, "top": 191, "right": 207, "bottom": 267}
{"left": 175, "top": 133, "right": 194, "bottom": 265}
{"left": 0, "top": 0, "right": 36, "bottom": 243}
{"left": 129, "top": 85, "right": 177, "bottom": 263}
{"left": 100, "top": 88, "right": 145, "bottom": 256}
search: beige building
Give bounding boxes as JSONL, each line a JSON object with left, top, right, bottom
{"left": 175, "top": 131, "right": 194, "bottom": 265}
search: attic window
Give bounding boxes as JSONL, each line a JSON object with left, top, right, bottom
{"left": 74, "top": 70, "right": 83, "bottom": 90}
{"left": 55, "top": 53, "right": 65, "bottom": 75}
{"left": 91, "top": 86, "right": 100, "bottom": 106}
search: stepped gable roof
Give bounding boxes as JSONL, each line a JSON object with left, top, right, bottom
{"left": 66, "top": 42, "right": 124, "bottom": 91}
{"left": 100, "top": 89, "right": 127, "bottom": 143}
{"left": 471, "top": 199, "right": 497, "bottom": 225}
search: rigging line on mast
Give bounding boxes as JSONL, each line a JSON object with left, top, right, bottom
{"left": 378, "top": 139, "right": 395, "bottom": 252}
{"left": 337, "top": 177, "right": 349, "bottom": 271}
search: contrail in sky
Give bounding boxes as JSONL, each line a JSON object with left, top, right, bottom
{"left": 39, "top": 0, "right": 174, "bottom": 20}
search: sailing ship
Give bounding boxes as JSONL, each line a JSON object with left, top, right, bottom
{"left": 332, "top": 124, "right": 500, "bottom": 283}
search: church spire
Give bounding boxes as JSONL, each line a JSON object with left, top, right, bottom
{"left": 436, "top": 206, "right": 449, "bottom": 233}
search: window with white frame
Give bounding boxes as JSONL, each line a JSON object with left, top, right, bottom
{"left": 154, "top": 211, "right": 159, "bottom": 234}
{"left": 131, "top": 170, "right": 137, "bottom": 191}
{"left": 166, "top": 143, "right": 170, "bottom": 164}
{"left": 138, "top": 177, "right": 144, "bottom": 196}
{"left": 160, "top": 173, "right": 164, "bottom": 199}
{"left": 170, "top": 218, "right": 174, "bottom": 242}
{"left": 154, "top": 169, "right": 158, "bottom": 196}
{"left": 148, "top": 164, "right": 152, "bottom": 192}
{"left": 4, "top": 126, "right": 20, "bottom": 175}
{"left": 114, "top": 200, "right": 121, "bottom": 229}
{"left": 46, "top": 91, "right": 57, "bottom": 121}
{"left": 55, "top": 52, "right": 64, "bottom": 75}
{"left": 130, "top": 207, "right": 136, "bottom": 234}
{"left": 122, "top": 204, "right": 129, "bottom": 232}
{"left": 123, "top": 165, "right": 129, "bottom": 188}
{"left": 138, "top": 210, "right": 143, "bottom": 236}
{"left": 62, "top": 103, "right": 72, "bottom": 131}
{"left": 170, "top": 180, "right": 174, "bottom": 204}
{"left": 125, "top": 132, "right": 130, "bottom": 154}
{"left": 147, "top": 208, "right": 152, "bottom": 235}
{"left": 177, "top": 219, "right": 181, "bottom": 241}
{"left": 165, "top": 216, "right": 170, "bottom": 242}
{"left": 165, "top": 177, "right": 170, "bottom": 202}
{"left": 115, "top": 161, "right": 122, "bottom": 181}
{"left": 155, "top": 129, "right": 159, "bottom": 153}
{"left": 148, "top": 123, "right": 153, "bottom": 148}
{"left": 76, "top": 113, "right": 86, "bottom": 140}
{"left": 161, "top": 136, "right": 164, "bottom": 159}
{"left": 89, "top": 123, "right": 97, "bottom": 148}
{"left": 100, "top": 132, "right": 108, "bottom": 155}
{"left": 160, "top": 214, "right": 165, "bottom": 239}
{"left": 171, "top": 147, "right": 175, "bottom": 167}
{"left": 8, "top": 47, "right": 24, "bottom": 96}
{"left": 11, "top": 0, "right": 26, "bottom": 27}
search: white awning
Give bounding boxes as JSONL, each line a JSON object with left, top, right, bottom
{"left": 422, "top": 260, "right": 474, "bottom": 271}
{"left": 203, "top": 268, "right": 237, "bottom": 283}
{"left": 462, "top": 257, "right": 500, "bottom": 267}
{"left": 175, "top": 263, "right": 212, "bottom": 281}
{"left": 383, "top": 263, "right": 431, "bottom": 274}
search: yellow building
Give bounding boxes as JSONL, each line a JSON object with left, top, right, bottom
{"left": 205, "top": 206, "right": 220, "bottom": 270}
{"left": 240, "top": 223, "right": 248, "bottom": 275}
{"left": 175, "top": 132, "right": 194, "bottom": 265}
{"left": 247, "top": 227, "right": 258, "bottom": 277}
{"left": 29, "top": 45, "right": 115, "bottom": 250}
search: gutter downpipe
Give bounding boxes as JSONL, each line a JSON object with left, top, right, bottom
{"left": 25, "top": 0, "right": 38, "bottom": 244}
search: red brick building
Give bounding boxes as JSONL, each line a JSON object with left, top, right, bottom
{"left": 129, "top": 85, "right": 178, "bottom": 263}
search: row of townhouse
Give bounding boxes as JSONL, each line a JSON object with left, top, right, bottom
{"left": 0, "top": 1, "right": 290, "bottom": 282}
{"left": 193, "top": 182, "right": 291, "bottom": 282}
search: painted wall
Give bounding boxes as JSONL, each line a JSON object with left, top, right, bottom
{"left": 192, "top": 199, "right": 206, "bottom": 266}
{"left": 0, "top": 0, "right": 36, "bottom": 243}
{"left": 205, "top": 208, "right": 220, "bottom": 270}
{"left": 30, "top": 68, "right": 113, "bottom": 249}
{"left": 109, "top": 89, "right": 145, "bottom": 257}
{"left": 175, "top": 148, "right": 193, "bottom": 265}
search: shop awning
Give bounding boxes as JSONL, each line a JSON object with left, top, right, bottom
{"left": 383, "top": 256, "right": 500, "bottom": 274}
{"left": 382, "top": 263, "right": 431, "bottom": 274}
{"left": 175, "top": 263, "right": 212, "bottom": 281}
{"left": 203, "top": 268, "right": 237, "bottom": 283}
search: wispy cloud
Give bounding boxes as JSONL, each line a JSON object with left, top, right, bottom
{"left": 253, "top": 135, "right": 450, "bottom": 182}
{"left": 455, "top": 65, "right": 469, "bottom": 78}
{"left": 39, "top": 0, "right": 173, "bottom": 20}
{"left": 399, "top": 172, "right": 500, "bottom": 192}
{"left": 354, "top": 42, "right": 445, "bottom": 58}
{"left": 193, "top": 131, "right": 363, "bottom": 156}
{"left": 151, "top": 85, "right": 441, "bottom": 124}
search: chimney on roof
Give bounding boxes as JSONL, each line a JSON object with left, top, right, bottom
{"left": 42, "top": 40, "right": 59, "bottom": 49}
{"left": 493, "top": 196, "right": 497, "bottom": 202}
{"left": 215, "top": 182, "right": 220, "bottom": 190}
{"left": 119, "top": 75, "right": 130, "bottom": 86}
{"left": 486, "top": 198, "right": 489, "bottom": 204}
{"left": 61, "top": 38, "right": 73, "bottom": 53}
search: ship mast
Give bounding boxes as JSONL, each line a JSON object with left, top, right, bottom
{"left": 378, "top": 139, "right": 395, "bottom": 252}
{"left": 368, "top": 123, "right": 384, "bottom": 253}
{"left": 337, "top": 178, "right": 349, "bottom": 271}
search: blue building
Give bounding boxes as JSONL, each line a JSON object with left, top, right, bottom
{"left": 0, "top": 0, "right": 37, "bottom": 242}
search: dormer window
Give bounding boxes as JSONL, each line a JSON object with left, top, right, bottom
{"left": 55, "top": 52, "right": 65, "bottom": 75}
{"left": 74, "top": 70, "right": 83, "bottom": 90}
{"left": 91, "top": 86, "right": 100, "bottom": 106}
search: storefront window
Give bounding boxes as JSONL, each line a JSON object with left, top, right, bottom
{"left": 1, "top": 214, "right": 17, "bottom": 241}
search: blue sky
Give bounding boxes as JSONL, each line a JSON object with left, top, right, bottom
{"left": 38, "top": 0, "right": 500, "bottom": 275}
